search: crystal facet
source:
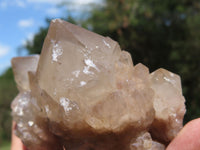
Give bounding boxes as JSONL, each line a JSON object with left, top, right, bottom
{"left": 11, "top": 19, "right": 186, "bottom": 150}
{"left": 11, "top": 55, "right": 39, "bottom": 91}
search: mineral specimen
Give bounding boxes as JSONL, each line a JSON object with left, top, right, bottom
{"left": 11, "top": 19, "right": 186, "bottom": 150}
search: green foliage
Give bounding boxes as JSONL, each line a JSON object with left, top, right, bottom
{"left": 0, "top": 141, "right": 10, "bottom": 150}
{"left": 25, "top": 27, "right": 48, "bottom": 54}
{"left": 88, "top": 0, "right": 188, "bottom": 68}
{"left": 0, "top": 68, "right": 18, "bottom": 142}
{"left": 86, "top": 0, "right": 200, "bottom": 122}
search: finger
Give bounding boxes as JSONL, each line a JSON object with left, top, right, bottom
{"left": 11, "top": 121, "right": 24, "bottom": 150}
{"left": 167, "top": 118, "right": 200, "bottom": 150}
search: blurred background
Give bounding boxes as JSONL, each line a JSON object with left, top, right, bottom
{"left": 0, "top": 0, "right": 200, "bottom": 149}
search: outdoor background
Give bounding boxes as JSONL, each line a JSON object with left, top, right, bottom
{"left": 0, "top": 0, "right": 200, "bottom": 149}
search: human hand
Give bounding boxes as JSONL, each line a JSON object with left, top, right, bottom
{"left": 11, "top": 119, "right": 200, "bottom": 150}
{"left": 11, "top": 121, "right": 28, "bottom": 150}
{"left": 167, "top": 118, "right": 200, "bottom": 150}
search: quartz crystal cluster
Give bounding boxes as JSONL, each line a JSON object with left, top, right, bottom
{"left": 11, "top": 19, "right": 186, "bottom": 150}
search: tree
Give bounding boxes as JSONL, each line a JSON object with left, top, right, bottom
{"left": 86, "top": 0, "right": 200, "bottom": 122}
{"left": 25, "top": 27, "right": 48, "bottom": 54}
{"left": 0, "top": 68, "right": 18, "bottom": 142}
{"left": 23, "top": 0, "right": 200, "bottom": 123}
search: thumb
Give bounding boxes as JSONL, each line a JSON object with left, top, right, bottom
{"left": 167, "top": 118, "right": 200, "bottom": 150}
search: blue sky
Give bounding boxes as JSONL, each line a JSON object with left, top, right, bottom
{"left": 0, "top": 0, "right": 101, "bottom": 75}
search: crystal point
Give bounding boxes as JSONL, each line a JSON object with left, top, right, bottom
{"left": 11, "top": 55, "right": 39, "bottom": 91}
{"left": 150, "top": 69, "right": 186, "bottom": 142}
{"left": 11, "top": 19, "right": 186, "bottom": 150}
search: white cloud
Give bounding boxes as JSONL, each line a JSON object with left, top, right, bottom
{"left": 46, "top": 7, "right": 60, "bottom": 15}
{"left": 73, "top": 0, "right": 100, "bottom": 5}
{"left": 0, "top": 0, "right": 102, "bottom": 9}
{"left": 18, "top": 19, "right": 34, "bottom": 28}
{"left": 0, "top": 0, "right": 26, "bottom": 9}
{"left": 27, "top": 0, "right": 63, "bottom": 4}
{"left": 0, "top": 1, "right": 8, "bottom": 9}
{"left": 16, "top": 0, "right": 26, "bottom": 7}
{"left": 27, "top": 33, "right": 34, "bottom": 41}
{"left": 59, "top": 0, "right": 104, "bottom": 12}
{"left": 0, "top": 43, "right": 10, "bottom": 58}
{"left": 27, "top": 0, "right": 102, "bottom": 5}
{"left": 67, "top": 0, "right": 104, "bottom": 12}
{"left": 22, "top": 32, "right": 34, "bottom": 46}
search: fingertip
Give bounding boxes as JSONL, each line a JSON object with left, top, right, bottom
{"left": 167, "top": 118, "right": 200, "bottom": 150}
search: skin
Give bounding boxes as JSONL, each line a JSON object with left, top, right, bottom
{"left": 11, "top": 122, "right": 28, "bottom": 150}
{"left": 11, "top": 119, "right": 200, "bottom": 150}
{"left": 166, "top": 118, "right": 200, "bottom": 150}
